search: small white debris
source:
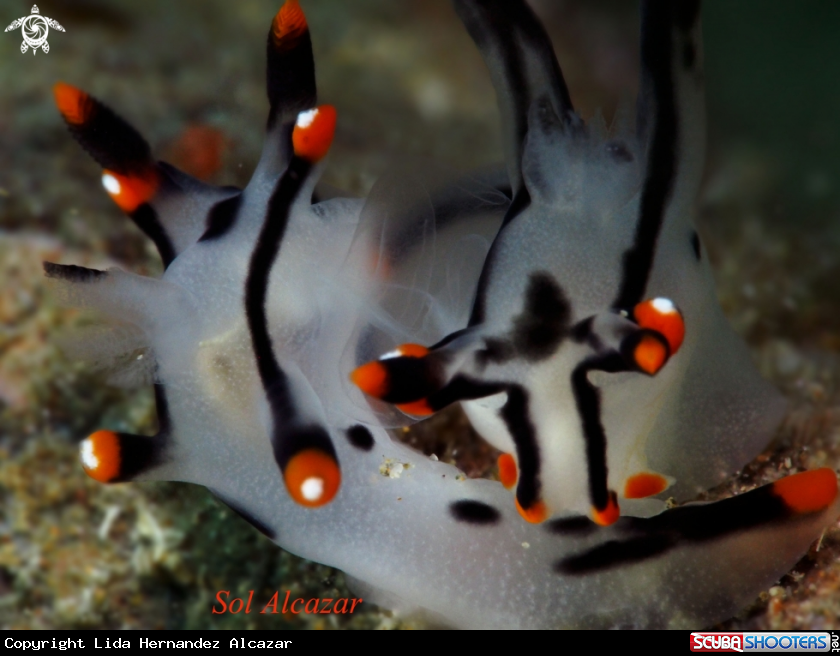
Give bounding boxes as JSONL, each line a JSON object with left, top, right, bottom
{"left": 430, "top": 454, "right": 439, "bottom": 461}
{"left": 521, "top": 542, "right": 530, "bottom": 549}
{"left": 379, "top": 459, "right": 405, "bottom": 479}
{"left": 98, "top": 505, "right": 121, "bottom": 541}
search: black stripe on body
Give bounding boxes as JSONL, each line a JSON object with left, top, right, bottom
{"left": 200, "top": 193, "right": 243, "bottom": 242}
{"left": 246, "top": 157, "right": 311, "bottom": 395}
{"left": 450, "top": 500, "right": 502, "bottom": 525}
{"left": 511, "top": 272, "right": 571, "bottom": 361}
{"left": 43, "top": 261, "right": 106, "bottom": 283}
{"left": 499, "top": 385, "right": 542, "bottom": 511}
{"left": 570, "top": 353, "right": 628, "bottom": 512}
{"left": 556, "top": 480, "right": 791, "bottom": 575}
{"left": 244, "top": 156, "right": 338, "bottom": 469}
{"left": 690, "top": 230, "right": 701, "bottom": 260}
{"left": 131, "top": 204, "right": 176, "bottom": 268}
{"left": 612, "top": 1, "right": 679, "bottom": 311}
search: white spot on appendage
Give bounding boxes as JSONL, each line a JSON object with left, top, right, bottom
{"left": 301, "top": 477, "right": 324, "bottom": 502}
{"left": 101, "top": 173, "right": 121, "bottom": 195}
{"left": 296, "top": 108, "right": 318, "bottom": 129}
{"left": 651, "top": 297, "right": 676, "bottom": 314}
{"left": 80, "top": 438, "right": 98, "bottom": 470}
{"left": 380, "top": 349, "right": 401, "bottom": 360}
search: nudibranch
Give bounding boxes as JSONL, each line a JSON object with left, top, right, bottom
{"left": 46, "top": 0, "right": 839, "bottom": 629}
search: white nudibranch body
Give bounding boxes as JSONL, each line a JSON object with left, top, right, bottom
{"left": 47, "top": 0, "right": 838, "bottom": 629}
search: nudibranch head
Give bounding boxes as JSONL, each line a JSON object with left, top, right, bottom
{"left": 352, "top": 0, "right": 787, "bottom": 528}
{"left": 44, "top": 0, "right": 840, "bottom": 630}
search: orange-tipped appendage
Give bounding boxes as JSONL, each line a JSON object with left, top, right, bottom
{"left": 633, "top": 334, "right": 668, "bottom": 375}
{"left": 292, "top": 105, "right": 337, "bottom": 163}
{"left": 498, "top": 453, "right": 517, "bottom": 490}
{"left": 54, "top": 82, "right": 91, "bottom": 125}
{"left": 397, "top": 343, "right": 430, "bottom": 358}
{"left": 772, "top": 468, "right": 838, "bottom": 514}
{"left": 350, "top": 360, "right": 388, "bottom": 399}
{"left": 271, "top": 0, "right": 308, "bottom": 51}
{"left": 592, "top": 493, "right": 620, "bottom": 526}
{"left": 284, "top": 449, "right": 341, "bottom": 508}
{"left": 80, "top": 430, "right": 121, "bottom": 483}
{"left": 624, "top": 472, "right": 669, "bottom": 499}
{"left": 101, "top": 169, "right": 158, "bottom": 213}
{"left": 515, "top": 498, "right": 548, "bottom": 524}
{"left": 634, "top": 297, "right": 685, "bottom": 353}
{"left": 396, "top": 400, "right": 434, "bottom": 417}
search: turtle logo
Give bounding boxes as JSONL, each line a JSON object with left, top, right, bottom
{"left": 5, "top": 5, "right": 65, "bottom": 55}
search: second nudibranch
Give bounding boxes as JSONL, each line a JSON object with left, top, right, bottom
{"left": 47, "top": 0, "right": 840, "bottom": 630}
{"left": 353, "top": 0, "right": 786, "bottom": 526}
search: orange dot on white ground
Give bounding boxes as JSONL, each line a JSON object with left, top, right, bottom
{"left": 284, "top": 449, "right": 340, "bottom": 507}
